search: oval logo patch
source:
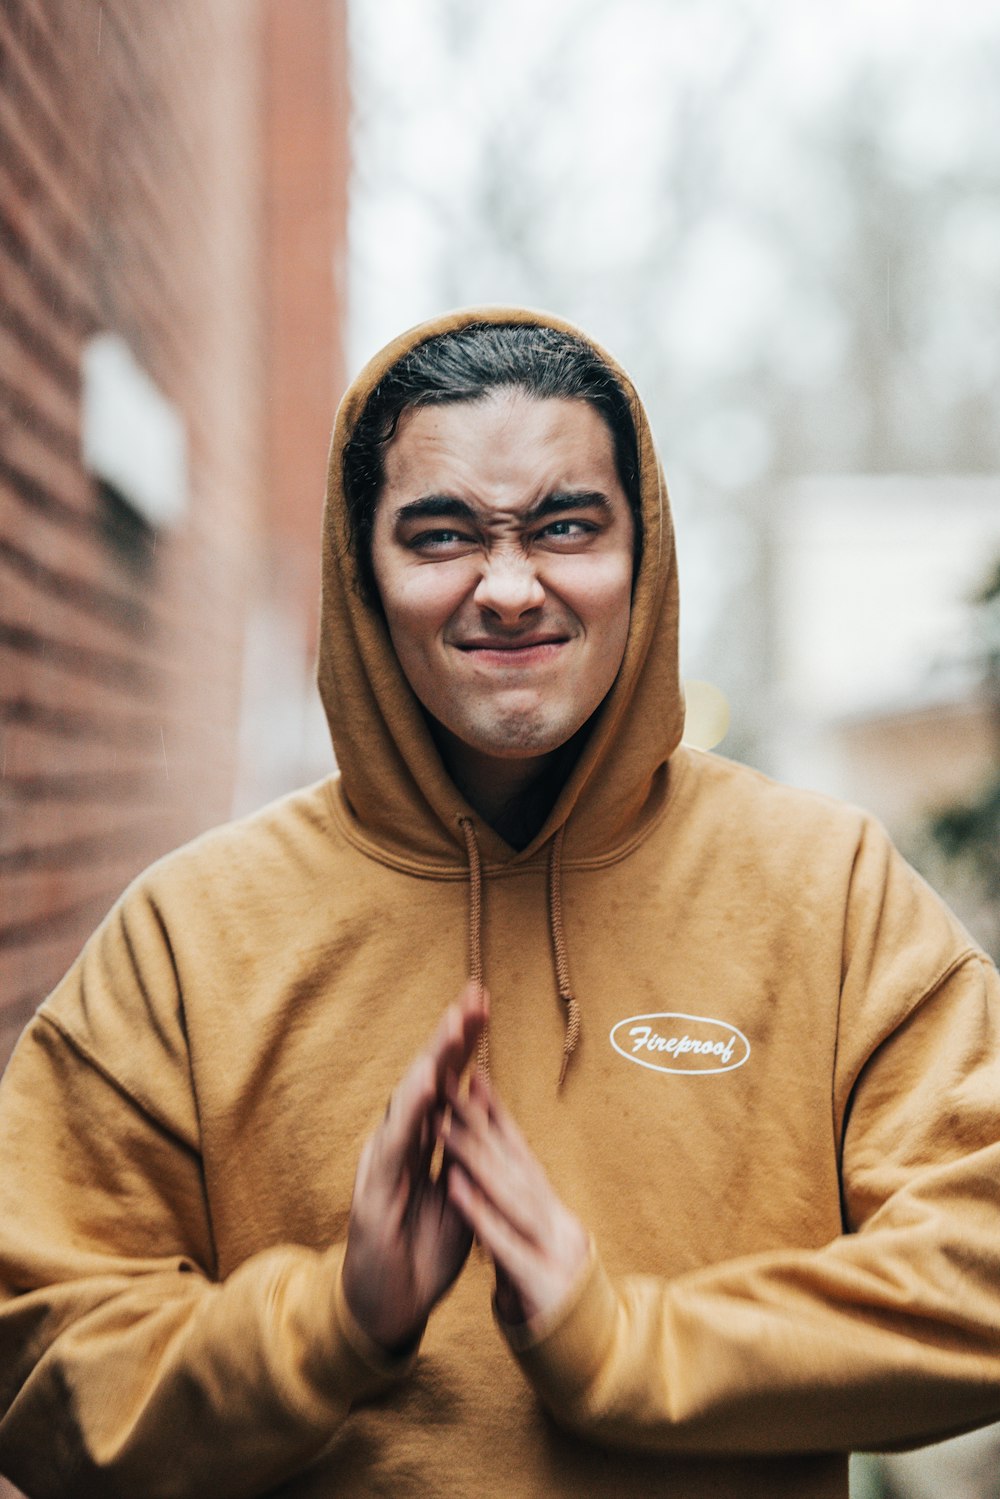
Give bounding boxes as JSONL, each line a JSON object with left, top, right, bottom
{"left": 609, "top": 1012, "right": 750, "bottom": 1076}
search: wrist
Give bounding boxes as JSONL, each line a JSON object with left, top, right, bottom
{"left": 495, "top": 1236, "right": 599, "bottom": 1349}
{"left": 342, "top": 1273, "right": 426, "bottom": 1356}
{"left": 336, "top": 1264, "right": 426, "bottom": 1373}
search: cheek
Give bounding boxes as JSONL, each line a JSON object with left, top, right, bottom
{"left": 578, "top": 563, "right": 633, "bottom": 683}
{"left": 381, "top": 565, "right": 473, "bottom": 647}
{"left": 551, "top": 555, "right": 633, "bottom": 637}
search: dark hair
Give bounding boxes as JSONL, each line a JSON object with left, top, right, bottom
{"left": 342, "top": 322, "right": 643, "bottom": 604}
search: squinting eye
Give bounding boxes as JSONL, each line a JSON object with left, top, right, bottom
{"left": 540, "top": 519, "right": 593, "bottom": 540}
{"left": 409, "top": 529, "right": 474, "bottom": 551}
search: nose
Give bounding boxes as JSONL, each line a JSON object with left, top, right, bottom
{"left": 472, "top": 554, "right": 545, "bottom": 621}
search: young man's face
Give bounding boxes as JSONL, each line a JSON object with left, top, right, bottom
{"left": 370, "top": 390, "right": 635, "bottom": 783}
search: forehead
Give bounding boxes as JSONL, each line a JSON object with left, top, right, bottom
{"left": 379, "top": 392, "right": 623, "bottom": 510}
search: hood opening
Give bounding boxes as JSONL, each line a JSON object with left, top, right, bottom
{"left": 318, "top": 305, "right": 684, "bottom": 874}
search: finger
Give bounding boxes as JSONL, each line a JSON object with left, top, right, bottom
{"left": 456, "top": 977, "right": 490, "bottom": 1022}
{"left": 470, "top": 1071, "right": 529, "bottom": 1151}
{"left": 408, "top": 1106, "right": 434, "bottom": 1182}
{"left": 377, "top": 989, "right": 487, "bottom": 1181}
{"left": 447, "top": 1164, "right": 541, "bottom": 1292}
{"left": 351, "top": 1132, "right": 408, "bottom": 1232}
{"left": 466, "top": 1075, "right": 551, "bottom": 1192}
{"left": 446, "top": 1082, "right": 566, "bottom": 1248}
{"left": 448, "top": 1073, "right": 522, "bottom": 1160}
{"left": 378, "top": 1052, "right": 439, "bottom": 1184}
{"left": 404, "top": 990, "right": 479, "bottom": 1114}
{"left": 389, "top": 992, "right": 472, "bottom": 1137}
{"left": 432, "top": 984, "right": 490, "bottom": 1089}
{"left": 403, "top": 1118, "right": 437, "bottom": 1227}
{"left": 443, "top": 1113, "right": 553, "bottom": 1253}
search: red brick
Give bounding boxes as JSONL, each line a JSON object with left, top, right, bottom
{"left": 0, "top": 0, "right": 347, "bottom": 1043}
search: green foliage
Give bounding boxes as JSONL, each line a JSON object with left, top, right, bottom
{"left": 923, "top": 557, "right": 1000, "bottom": 961}
{"left": 930, "top": 779, "right": 1000, "bottom": 888}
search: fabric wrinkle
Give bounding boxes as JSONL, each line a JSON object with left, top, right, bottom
{"left": 459, "top": 814, "right": 581, "bottom": 1089}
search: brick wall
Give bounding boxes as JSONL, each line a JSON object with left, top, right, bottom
{"left": 231, "top": 0, "right": 349, "bottom": 815}
{"left": 1, "top": 5, "right": 348, "bottom": 1484}
{"left": 0, "top": 0, "right": 266, "bottom": 1067}
{"left": 263, "top": 0, "right": 349, "bottom": 659}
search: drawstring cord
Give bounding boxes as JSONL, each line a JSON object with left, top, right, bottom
{"left": 548, "top": 824, "right": 581, "bottom": 1087}
{"left": 459, "top": 816, "right": 489, "bottom": 1080}
{"left": 458, "top": 816, "right": 580, "bottom": 1088}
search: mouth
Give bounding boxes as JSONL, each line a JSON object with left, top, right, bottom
{"left": 453, "top": 635, "right": 569, "bottom": 665}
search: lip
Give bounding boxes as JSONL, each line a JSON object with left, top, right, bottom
{"left": 452, "top": 636, "right": 569, "bottom": 665}
{"left": 456, "top": 634, "right": 567, "bottom": 650}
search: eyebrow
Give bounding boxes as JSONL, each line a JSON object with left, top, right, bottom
{"left": 393, "top": 489, "right": 614, "bottom": 527}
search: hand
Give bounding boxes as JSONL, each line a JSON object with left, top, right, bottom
{"left": 342, "top": 984, "right": 488, "bottom": 1352}
{"left": 444, "top": 1071, "right": 589, "bottom": 1326}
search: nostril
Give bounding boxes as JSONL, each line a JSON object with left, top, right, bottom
{"left": 473, "top": 564, "right": 545, "bottom": 611}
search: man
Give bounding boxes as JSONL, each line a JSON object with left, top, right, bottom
{"left": 1, "top": 307, "right": 999, "bottom": 1499}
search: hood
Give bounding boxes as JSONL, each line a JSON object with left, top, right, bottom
{"left": 317, "top": 306, "right": 684, "bottom": 874}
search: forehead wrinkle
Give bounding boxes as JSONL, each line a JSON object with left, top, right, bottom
{"left": 380, "top": 393, "right": 626, "bottom": 528}
{"left": 393, "top": 488, "right": 615, "bottom": 534}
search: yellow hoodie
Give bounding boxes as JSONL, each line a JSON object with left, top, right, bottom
{"left": 1, "top": 308, "right": 999, "bottom": 1499}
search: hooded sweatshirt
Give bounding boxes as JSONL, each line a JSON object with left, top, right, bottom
{"left": 1, "top": 307, "right": 1000, "bottom": 1499}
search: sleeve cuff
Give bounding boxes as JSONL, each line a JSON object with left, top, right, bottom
{"left": 325, "top": 1250, "right": 421, "bottom": 1400}
{"left": 494, "top": 1240, "right": 619, "bottom": 1406}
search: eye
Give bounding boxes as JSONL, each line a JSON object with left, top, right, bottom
{"left": 407, "top": 527, "right": 477, "bottom": 555}
{"left": 537, "top": 518, "right": 597, "bottom": 545}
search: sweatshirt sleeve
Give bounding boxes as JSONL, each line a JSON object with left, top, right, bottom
{"left": 0, "top": 899, "right": 414, "bottom": 1498}
{"left": 501, "top": 850, "right": 1000, "bottom": 1455}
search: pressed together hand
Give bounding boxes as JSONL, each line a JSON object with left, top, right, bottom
{"left": 443, "top": 1070, "right": 589, "bottom": 1325}
{"left": 343, "top": 986, "right": 589, "bottom": 1350}
{"left": 341, "top": 984, "right": 487, "bottom": 1351}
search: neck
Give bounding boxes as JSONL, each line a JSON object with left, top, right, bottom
{"left": 432, "top": 726, "right": 584, "bottom": 850}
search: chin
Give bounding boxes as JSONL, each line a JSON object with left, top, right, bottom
{"left": 459, "top": 708, "right": 584, "bottom": 761}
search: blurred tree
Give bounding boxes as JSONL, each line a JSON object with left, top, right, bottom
{"left": 923, "top": 558, "right": 1000, "bottom": 960}
{"left": 349, "top": 0, "right": 1000, "bottom": 768}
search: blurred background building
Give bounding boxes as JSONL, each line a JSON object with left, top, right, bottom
{"left": 346, "top": 0, "right": 1000, "bottom": 978}
{"left": 2, "top": 3, "right": 999, "bottom": 1496}
{"left": 0, "top": 0, "right": 348, "bottom": 1071}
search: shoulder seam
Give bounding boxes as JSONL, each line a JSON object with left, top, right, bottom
{"left": 896, "top": 943, "right": 979, "bottom": 1022}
